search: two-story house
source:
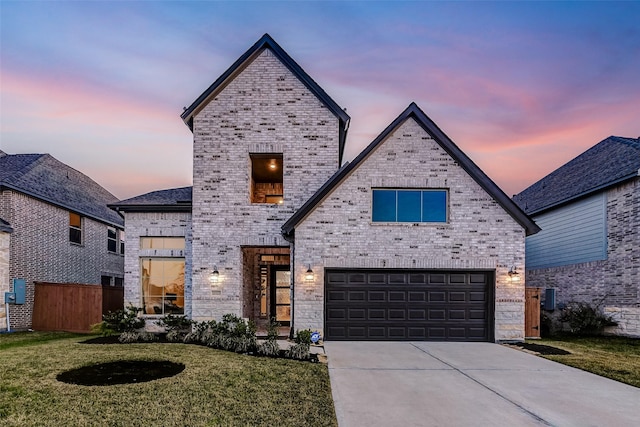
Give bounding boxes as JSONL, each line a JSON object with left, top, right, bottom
{"left": 111, "top": 34, "right": 539, "bottom": 342}
{"left": 514, "top": 136, "right": 640, "bottom": 337}
{"left": 0, "top": 150, "right": 125, "bottom": 330}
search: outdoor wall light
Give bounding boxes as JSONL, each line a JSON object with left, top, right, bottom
{"left": 209, "top": 266, "right": 220, "bottom": 284}
{"left": 305, "top": 265, "right": 315, "bottom": 283}
{"left": 508, "top": 266, "right": 520, "bottom": 282}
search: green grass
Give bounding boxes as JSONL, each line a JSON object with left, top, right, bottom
{"left": 532, "top": 335, "right": 640, "bottom": 388}
{"left": 0, "top": 332, "right": 337, "bottom": 426}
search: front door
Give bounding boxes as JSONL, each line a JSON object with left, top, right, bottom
{"left": 271, "top": 266, "right": 291, "bottom": 325}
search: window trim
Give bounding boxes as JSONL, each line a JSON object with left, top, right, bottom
{"left": 372, "top": 188, "right": 448, "bottom": 223}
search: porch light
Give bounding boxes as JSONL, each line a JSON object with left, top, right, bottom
{"left": 209, "top": 266, "right": 220, "bottom": 284}
{"left": 305, "top": 265, "right": 314, "bottom": 283}
{"left": 508, "top": 266, "right": 520, "bottom": 282}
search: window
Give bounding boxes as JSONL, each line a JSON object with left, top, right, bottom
{"left": 372, "top": 189, "right": 447, "bottom": 223}
{"left": 120, "top": 231, "right": 125, "bottom": 255}
{"left": 250, "top": 153, "right": 283, "bottom": 204}
{"left": 141, "top": 258, "right": 185, "bottom": 315}
{"left": 140, "top": 237, "right": 185, "bottom": 250}
{"left": 108, "top": 228, "right": 117, "bottom": 253}
{"left": 69, "top": 212, "right": 82, "bottom": 244}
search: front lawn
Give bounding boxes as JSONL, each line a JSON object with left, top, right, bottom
{"left": 0, "top": 332, "right": 337, "bottom": 426}
{"left": 531, "top": 335, "right": 640, "bottom": 388}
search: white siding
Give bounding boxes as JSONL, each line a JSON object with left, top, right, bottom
{"left": 526, "top": 192, "right": 607, "bottom": 268}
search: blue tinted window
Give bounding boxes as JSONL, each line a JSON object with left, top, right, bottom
{"left": 397, "top": 191, "right": 421, "bottom": 222}
{"left": 372, "top": 189, "right": 447, "bottom": 223}
{"left": 372, "top": 190, "right": 396, "bottom": 222}
{"left": 422, "top": 191, "right": 447, "bottom": 222}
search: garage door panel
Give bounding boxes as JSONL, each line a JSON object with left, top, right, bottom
{"left": 368, "top": 291, "right": 386, "bottom": 302}
{"left": 325, "top": 270, "right": 491, "bottom": 341}
{"left": 408, "top": 291, "right": 426, "bottom": 302}
{"left": 429, "top": 291, "right": 446, "bottom": 302}
{"left": 449, "top": 292, "right": 466, "bottom": 302}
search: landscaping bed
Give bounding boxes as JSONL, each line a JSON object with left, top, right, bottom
{"left": 525, "top": 335, "right": 640, "bottom": 388}
{"left": 0, "top": 331, "right": 337, "bottom": 426}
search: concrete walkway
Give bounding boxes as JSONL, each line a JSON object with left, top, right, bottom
{"left": 325, "top": 342, "right": 640, "bottom": 427}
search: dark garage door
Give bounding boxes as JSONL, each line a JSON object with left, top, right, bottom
{"left": 325, "top": 269, "right": 492, "bottom": 341}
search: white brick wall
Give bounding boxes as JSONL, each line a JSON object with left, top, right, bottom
{"left": 190, "top": 48, "right": 341, "bottom": 321}
{"left": 0, "top": 190, "right": 124, "bottom": 329}
{"left": 122, "top": 211, "right": 192, "bottom": 319}
{"left": 293, "top": 118, "right": 527, "bottom": 341}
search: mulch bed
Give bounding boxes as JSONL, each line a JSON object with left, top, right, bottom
{"left": 512, "top": 342, "right": 571, "bottom": 355}
{"left": 57, "top": 360, "right": 185, "bottom": 386}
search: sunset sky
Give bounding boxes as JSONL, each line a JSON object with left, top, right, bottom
{"left": 1, "top": 1, "right": 639, "bottom": 200}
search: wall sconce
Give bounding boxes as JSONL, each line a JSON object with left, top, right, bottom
{"left": 508, "top": 266, "right": 520, "bottom": 282}
{"left": 305, "top": 265, "right": 314, "bottom": 283}
{"left": 209, "top": 266, "right": 220, "bottom": 284}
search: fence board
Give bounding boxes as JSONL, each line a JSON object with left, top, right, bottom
{"left": 525, "top": 287, "right": 541, "bottom": 338}
{"left": 32, "top": 282, "right": 124, "bottom": 333}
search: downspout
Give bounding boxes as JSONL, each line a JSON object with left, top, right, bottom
{"left": 283, "top": 230, "right": 295, "bottom": 339}
{"left": 4, "top": 301, "right": 10, "bottom": 332}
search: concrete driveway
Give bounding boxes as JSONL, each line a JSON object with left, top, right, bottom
{"left": 325, "top": 342, "right": 640, "bottom": 427}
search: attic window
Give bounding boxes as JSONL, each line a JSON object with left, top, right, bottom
{"left": 250, "top": 154, "right": 283, "bottom": 204}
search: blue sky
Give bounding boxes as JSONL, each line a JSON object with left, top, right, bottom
{"left": 1, "top": 1, "right": 639, "bottom": 199}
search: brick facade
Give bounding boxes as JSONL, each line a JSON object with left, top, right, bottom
{"left": 121, "top": 211, "right": 192, "bottom": 320}
{"left": 0, "top": 190, "right": 124, "bottom": 330}
{"left": 526, "top": 178, "right": 640, "bottom": 336}
{"left": 190, "top": 48, "right": 340, "bottom": 321}
{"left": 293, "top": 118, "right": 527, "bottom": 341}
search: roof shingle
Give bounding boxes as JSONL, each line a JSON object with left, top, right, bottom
{"left": 0, "top": 152, "right": 124, "bottom": 227}
{"left": 513, "top": 136, "right": 640, "bottom": 215}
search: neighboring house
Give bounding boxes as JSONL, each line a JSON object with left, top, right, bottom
{"left": 0, "top": 218, "right": 12, "bottom": 330}
{"left": 514, "top": 136, "right": 640, "bottom": 337}
{"left": 111, "top": 34, "right": 539, "bottom": 342}
{"left": 0, "top": 150, "right": 125, "bottom": 330}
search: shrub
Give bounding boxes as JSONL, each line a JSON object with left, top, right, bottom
{"left": 258, "top": 317, "right": 281, "bottom": 357}
{"left": 118, "top": 331, "right": 158, "bottom": 343}
{"left": 91, "top": 305, "right": 145, "bottom": 336}
{"left": 294, "top": 329, "right": 312, "bottom": 345}
{"left": 156, "top": 314, "right": 192, "bottom": 332}
{"left": 257, "top": 340, "right": 281, "bottom": 357}
{"left": 285, "top": 343, "right": 310, "bottom": 361}
{"left": 559, "top": 302, "right": 618, "bottom": 335}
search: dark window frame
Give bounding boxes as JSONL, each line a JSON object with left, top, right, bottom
{"left": 372, "top": 189, "right": 448, "bottom": 223}
{"left": 69, "top": 212, "right": 82, "bottom": 244}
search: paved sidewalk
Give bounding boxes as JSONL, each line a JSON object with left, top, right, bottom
{"left": 325, "top": 342, "right": 640, "bottom": 427}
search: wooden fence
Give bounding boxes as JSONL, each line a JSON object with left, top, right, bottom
{"left": 32, "top": 282, "right": 124, "bottom": 333}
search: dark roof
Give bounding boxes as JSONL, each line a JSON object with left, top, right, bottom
{"left": 109, "top": 186, "right": 193, "bottom": 212}
{"left": 282, "top": 103, "right": 540, "bottom": 236}
{"left": 180, "top": 33, "right": 351, "bottom": 164}
{"left": 0, "top": 218, "right": 12, "bottom": 233}
{"left": 513, "top": 136, "right": 640, "bottom": 215}
{"left": 0, "top": 152, "right": 124, "bottom": 227}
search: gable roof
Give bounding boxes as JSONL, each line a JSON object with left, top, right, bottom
{"left": 109, "top": 186, "right": 193, "bottom": 213}
{"left": 0, "top": 152, "right": 124, "bottom": 227}
{"left": 180, "top": 33, "right": 351, "bottom": 164}
{"left": 513, "top": 136, "right": 640, "bottom": 215}
{"left": 282, "top": 103, "right": 540, "bottom": 237}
